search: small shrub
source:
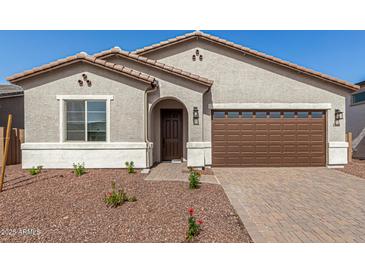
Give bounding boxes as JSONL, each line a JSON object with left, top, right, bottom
{"left": 73, "top": 162, "right": 86, "bottom": 176}
{"left": 188, "top": 169, "right": 201, "bottom": 189}
{"left": 104, "top": 181, "right": 137, "bottom": 208}
{"left": 186, "top": 208, "right": 203, "bottom": 241}
{"left": 125, "top": 161, "right": 135, "bottom": 174}
{"left": 29, "top": 166, "right": 43, "bottom": 176}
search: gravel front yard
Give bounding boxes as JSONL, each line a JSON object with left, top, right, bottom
{"left": 0, "top": 165, "right": 251, "bottom": 243}
{"left": 337, "top": 159, "right": 365, "bottom": 179}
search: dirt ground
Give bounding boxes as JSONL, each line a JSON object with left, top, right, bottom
{"left": 337, "top": 159, "right": 365, "bottom": 180}
{"left": 0, "top": 165, "right": 252, "bottom": 243}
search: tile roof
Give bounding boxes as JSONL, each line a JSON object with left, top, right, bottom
{"left": 133, "top": 31, "right": 359, "bottom": 91}
{"left": 7, "top": 52, "right": 156, "bottom": 84}
{"left": 94, "top": 47, "right": 213, "bottom": 86}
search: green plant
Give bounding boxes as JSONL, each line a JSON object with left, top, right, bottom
{"left": 73, "top": 162, "right": 86, "bottom": 176}
{"left": 104, "top": 181, "right": 137, "bottom": 208}
{"left": 28, "top": 165, "right": 43, "bottom": 176}
{"left": 125, "top": 161, "right": 135, "bottom": 174}
{"left": 186, "top": 208, "right": 203, "bottom": 241}
{"left": 188, "top": 169, "right": 201, "bottom": 189}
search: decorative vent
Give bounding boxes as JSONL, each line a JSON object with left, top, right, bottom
{"left": 192, "top": 49, "right": 203, "bottom": 62}
{"left": 78, "top": 74, "right": 92, "bottom": 87}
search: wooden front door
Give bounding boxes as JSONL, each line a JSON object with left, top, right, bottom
{"left": 161, "top": 109, "right": 183, "bottom": 161}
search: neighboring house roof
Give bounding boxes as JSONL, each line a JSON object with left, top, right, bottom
{"left": 355, "top": 80, "right": 365, "bottom": 88}
{"left": 133, "top": 31, "right": 359, "bottom": 91}
{"left": 0, "top": 84, "right": 23, "bottom": 98}
{"left": 7, "top": 52, "right": 156, "bottom": 85}
{"left": 94, "top": 47, "right": 213, "bottom": 86}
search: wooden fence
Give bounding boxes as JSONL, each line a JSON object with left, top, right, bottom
{"left": 346, "top": 132, "right": 353, "bottom": 163}
{"left": 0, "top": 127, "right": 24, "bottom": 165}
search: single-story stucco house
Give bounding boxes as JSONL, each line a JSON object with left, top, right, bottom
{"left": 0, "top": 84, "right": 24, "bottom": 129}
{"left": 7, "top": 31, "right": 359, "bottom": 169}
{"left": 347, "top": 80, "right": 365, "bottom": 159}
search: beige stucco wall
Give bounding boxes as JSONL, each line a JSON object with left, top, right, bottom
{"left": 346, "top": 88, "right": 365, "bottom": 158}
{"left": 17, "top": 62, "right": 150, "bottom": 143}
{"left": 102, "top": 55, "right": 209, "bottom": 145}
{"left": 144, "top": 39, "right": 350, "bottom": 144}
{"left": 0, "top": 95, "right": 24, "bottom": 128}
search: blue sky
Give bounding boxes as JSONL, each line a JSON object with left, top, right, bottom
{"left": 1, "top": 30, "right": 364, "bottom": 84}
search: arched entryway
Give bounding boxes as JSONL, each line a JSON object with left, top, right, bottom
{"left": 149, "top": 98, "right": 188, "bottom": 164}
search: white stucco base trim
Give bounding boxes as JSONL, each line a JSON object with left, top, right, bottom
{"left": 22, "top": 142, "right": 152, "bottom": 169}
{"left": 186, "top": 142, "right": 211, "bottom": 167}
{"left": 208, "top": 103, "right": 332, "bottom": 110}
{"left": 328, "top": 141, "right": 348, "bottom": 166}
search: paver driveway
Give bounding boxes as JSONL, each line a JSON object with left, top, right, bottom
{"left": 214, "top": 167, "right": 365, "bottom": 243}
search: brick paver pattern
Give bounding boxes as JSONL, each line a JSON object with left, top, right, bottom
{"left": 214, "top": 167, "right": 365, "bottom": 243}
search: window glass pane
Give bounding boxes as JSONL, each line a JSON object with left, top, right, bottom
{"left": 283, "top": 112, "right": 295, "bottom": 118}
{"left": 270, "top": 112, "right": 281, "bottom": 118}
{"left": 87, "top": 101, "right": 106, "bottom": 141}
{"left": 213, "top": 112, "right": 225, "bottom": 118}
{"left": 255, "top": 112, "right": 267, "bottom": 118}
{"left": 352, "top": 92, "right": 365, "bottom": 104}
{"left": 297, "top": 111, "right": 308, "bottom": 118}
{"left": 242, "top": 112, "right": 253, "bottom": 118}
{"left": 66, "top": 100, "right": 85, "bottom": 141}
{"left": 227, "top": 111, "right": 239, "bottom": 118}
{"left": 311, "top": 111, "right": 323, "bottom": 118}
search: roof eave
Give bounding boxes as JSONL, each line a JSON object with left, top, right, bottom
{"left": 7, "top": 55, "right": 156, "bottom": 86}
{"left": 95, "top": 51, "right": 213, "bottom": 87}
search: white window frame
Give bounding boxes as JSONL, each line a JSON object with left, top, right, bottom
{"left": 56, "top": 95, "right": 113, "bottom": 143}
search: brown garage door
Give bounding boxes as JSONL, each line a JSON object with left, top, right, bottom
{"left": 212, "top": 110, "right": 326, "bottom": 167}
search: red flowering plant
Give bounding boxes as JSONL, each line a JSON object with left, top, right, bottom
{"left": 186, "top": 207, "right": 203, "bottom": 241}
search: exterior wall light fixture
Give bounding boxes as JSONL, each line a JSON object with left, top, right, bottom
{"left": 193, "top": 107, "right": 199, "bottom": 125}
{"left": 335, "top": 109, "right": 343, "bottom": 126}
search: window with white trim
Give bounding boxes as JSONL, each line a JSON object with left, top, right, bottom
{"left": 66, "top": 100, "right": 107, "bottom": 141}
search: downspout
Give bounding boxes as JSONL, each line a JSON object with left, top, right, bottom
{"left": 144, "top": 80, "right": 159, "bottom": 168}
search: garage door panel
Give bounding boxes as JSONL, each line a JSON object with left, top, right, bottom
{"left": 256, "top": 135, "right": 268, "bottom": 141}
{"left": 225, "top": 135, "right": 240, "bottom": 141}
{"left": 311, "top": 124, "right": 324, "bottom": 131}
{"left": 282, "top": 135, "right": 296, "bottom": 141}
{"left": 255, "top": 124, "right": 268, "bottom": 130}
{"left": 226, "top": 124, "right": 241, "bottom": 130}
{"left": 283, "top": 124, "right": 296, "bottom": 130}
{"left": 242, "top": 135, "right": 255, "bottom": 141}
{"left": 269, "top": 124, "right": 281, "bottom": 130}
{"left": 212, "top": 110, "right": 326, "bottom": 167}
{"left": 241, "top": 145, "right": 255, "bottom": 153}
{"left": 269, "top": 135, "right": 281, "bottom": 141}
